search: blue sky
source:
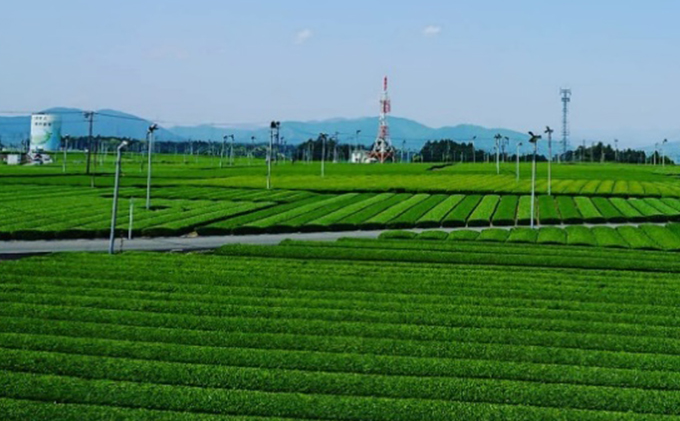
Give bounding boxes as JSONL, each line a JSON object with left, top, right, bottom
{"left": 1, "top": 0, "right": 678, "bottom": 144}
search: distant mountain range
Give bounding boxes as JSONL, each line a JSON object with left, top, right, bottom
{"left": 0, "top": 108, "right": 532, "bottom": 152}
{"left": 3, "top": 107, "right": 678, "bottom": 159}
{"left": 0, "top": 108, "right": 178, "bottom": 144}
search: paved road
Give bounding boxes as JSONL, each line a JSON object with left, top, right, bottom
{"left": 0, "top": 223, "right": 664, "bottom": 256}
{"left": 0, "top": 231, "right": 384, "bottom": 255}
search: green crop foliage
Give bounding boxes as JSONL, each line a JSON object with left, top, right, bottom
{"left": 638, "top": 225, "right": 680, "bottom": 251}
{"left": 339, "top": 193, "right": 411, "bottom": 229}
{"left": 305, "top": 193, "right": 388, "bottom": 231}
{"left": 591, "top": 226, "right": 629, "bottom": 248}
{"left": 415, "top": 230, "right": 449, "bottom": 241}
{"left": 416, "top": 195, "right": 465, "bottom": 228}
{"left": 447, "top": 229, "right": 480, "bottom": 241}
{"left": 573, "top": 197, "right": 605, "bottom": 223}
{"left": 362, "top": 194, "right": 430, "bottom": 229}
{"left": 555, "top": 196, "right": 582, "bottom": 224}
{"left": 591, "top": 198, "right": 626, "bottom": 223}
{"left": 516, "top": 196, "right": 536, "bottom": 225}
{"left": 536, "top": 227, "right": 567, "bottom": 245}
{"left": 491, "top": 196, "right": 518, "bottom": 226}
{"left": 609, "top": 198, "right": 646, "bottom": 222}
{"left": 477, "top": 228, "right": 510, "bottom": 242}
{"left": 2, "top": 247, "right": 679, "bottom": 418}
{"left": 442, "top": 195, "right": 482, "bottom": 227}
{"left": 566, "top": 226, "right": 598, "bottom": 246}
{"left": 506, "top": 227, "right": 538, "bottom": 243}
{"left": 628, "top": 199, "right": 666, "bottom": 222}
{"left": 537, "top": 196, "right": 560, "bottom": 225}
{"left": 643, "top": 199, "right": 680, "bottom": 221}
{"left": 467, "top": 195, "right": 501, "bottom": 227}
{"left": 378, "top": 230, "right": 417, "bottom": 240}
{"left": 387, "top": 195, "right": 446, "bottom": 229}
{"left": 616, "top": 226, "right": 660, "bottom": 250}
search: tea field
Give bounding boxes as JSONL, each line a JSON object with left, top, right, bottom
{"left": 3, "top": 157, "right": 680, "bottom": 239}
{"left": 380, "top": 223, "right": 680, "bottom": 251}
{"left": 5, "top": 184, "right": 680, "bottom": 239}
{"left": 4, "top": 155, "right": 680, "bottom": 420}
{"left": 2, "top": 242, "right": 680, "bottom": 419}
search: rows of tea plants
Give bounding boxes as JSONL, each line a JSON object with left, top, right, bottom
{"left": 379, "top": 223, "right": 680, "bottom": 251}
{"left": 6, "top": 180, "right": 680, "bottom": 239}
{"left": 200, "top": 192, "right": 680, "bottom": 234}
{"left": 0, "top": 195, "right": 272, "bottom": 240}
{"left": 113, "top": 186, "right": 315, "bottom": 203}
{"left": 3, "top": 245, "right": 680, "bottom": 419}
{"left": 194, "top": 168, "right": 680, "bottom": 197}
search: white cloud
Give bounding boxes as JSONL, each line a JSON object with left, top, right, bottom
{"left": 422, "top": 25, "right": 442, "bottom": 37}
{"left": 294, "top": 29, "right": 313, "bottom": 45}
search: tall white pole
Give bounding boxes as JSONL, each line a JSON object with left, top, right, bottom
{"left": 321, "top": 133, "right": 326, "bottom": 177}
{"left": 249, "top": 136, "right": 255, "bottom": 166}
{"left": 472, "top": 136, "right": 476, "bottom": 164}
{"left": 494, "top": 134, "right": 501, "bottom": 175}
{"left": 146, "top": 124, "right": 157, "bottom": 210}
{"left": 548, "top": 135, "right": 552, "bottom": 195}
{"left": 267, "top": 122, "right": 278, "bottom": 189}
{"left": 531, "top": 142, "right": 537, "bottom": 229}
{"left": 516, "top": 142, "right": 522, "bottom": 182}
{"left": 128, "top": 197, "right": 134, "bottom": 240}
{"left": 220, "top": 136, "right": 226, "bottom": 168}
{"left": 654, "top": 143, "right": 659, "bottom": 166}
{"left": 62, "top": 136, "right": 68, "bottom": 174}
{"left": 528, "top": 132, "right": 541, "bottom": 229}
{"left": 109, "top": 141, "right": 128, "bottom": 255}
{"left": 230, "top": 135, "right": 234, "bottom": 166}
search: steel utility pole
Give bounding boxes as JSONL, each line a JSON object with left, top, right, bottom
{"left": 591, "top": 141, "right": 595, "bottom": 163}
{"left": 582, "top": 140, "right": 586, "bottom": 163}
{"left": 145, "top": 124, "right": 158, "bottom": 210}
{"left": 662, "top": 139, "right": 668, "bottom": 168}
{"left": 109, "top": 141, "right": 129, "bottom": 255}
{"left": 615, "top": 139, "right": 619, "bottom": 163}
{"left": 494, "top": 134, "right": 502, "bottom": 174}
{"left": 528, "top": 131, "right": 542, "bottom": 229}
{"left": 516, "top": 142, "right": 523, "bottom": 182}
{"left": 220, "top": 135, "right": 227, "bottom": 168}
{"left": 503, "top": 137, "right": 509, "bottom": 163}
{"left": 267, "top": 122, "right": 279, "bottom": 189}
{"left": 472, "top": 136, "right": 477, "bottom": 163}
{"left": 84, "top": 112, "right": 95, "bottom": 175}
{"left": 229, "top": 134, "right": 235, "bottom": 166}
{"left": 355, "top": 130, "right": 361, "bottom": 154}
{"left": 250, "top": 136, "right": 255, "bottom": 166}
{"left": 654, "top": 143, "right": 659, "bottom": 166}
{"left": 545, "top": 126, "right": 554, "bottom": 196}
{"left": 320, "top": 133, "right": 327, "bottom": 177}
{"left": 62, "top": 134, "right": 69, "bottom": 174}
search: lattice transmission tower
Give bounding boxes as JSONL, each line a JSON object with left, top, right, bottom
{"left": 560, "top": 88, "right": 572, "bottom": 162}
{"left": 369, "top": 76, "right": 395, "bottom": 163}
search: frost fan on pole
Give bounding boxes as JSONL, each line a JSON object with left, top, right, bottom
{"left": 369, "top": 76, "right": 395, "bottom": 163}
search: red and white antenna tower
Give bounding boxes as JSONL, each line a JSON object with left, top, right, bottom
{"left": 369, "top": 76, "right": 395, "bottom": 163}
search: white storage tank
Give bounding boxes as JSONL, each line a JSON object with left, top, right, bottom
{"left": 30, "top": 113, "right": 62, "bottom": 152}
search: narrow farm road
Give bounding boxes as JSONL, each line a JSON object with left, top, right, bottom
{"left": 0, "top": 222, "right": 665, "bottom": 256}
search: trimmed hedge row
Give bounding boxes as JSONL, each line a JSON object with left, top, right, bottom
{"left": 380, "top": 225, "right": 680, "bottom": 253}
{"left": 443, "top": 195, "right": 482, "bottom": 227}
{"left": 416, "top": 195, "right": 465, "bottom": 228}
{"left": 491, "top": 196, "right": 519, "bottom": 226}
{"left": 467, "top": 195, "right": 501, "bottom": 227}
